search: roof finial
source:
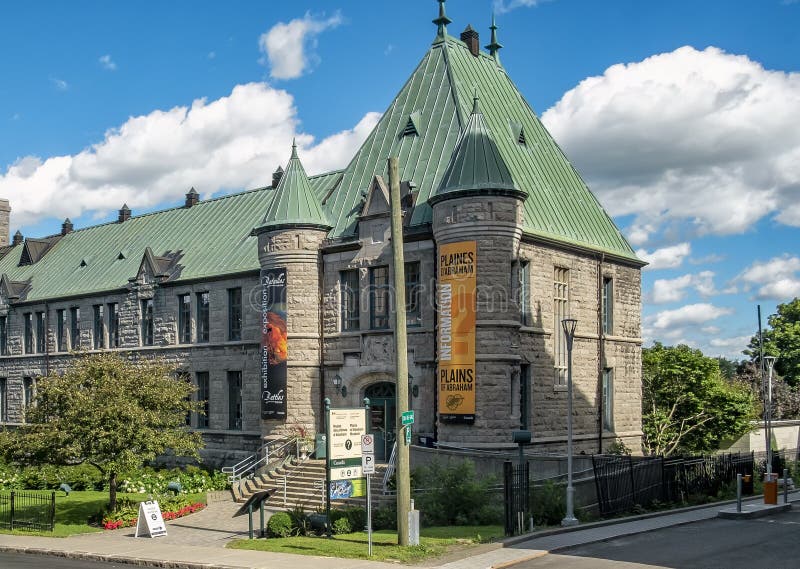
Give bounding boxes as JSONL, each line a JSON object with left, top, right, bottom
{"left": 472, "top": 89, "right": 481, "bottom": 114}
{"left": 433, "top": 0, "right": 452, "bottom": 39}
{"left": 291, "top": 137, "right": 298, "bottom": 159}
{"left": 486, "top": 12, "right": 503, "bottom": 63}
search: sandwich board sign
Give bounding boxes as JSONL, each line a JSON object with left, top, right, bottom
{"left": 135, "top": 500, "right": 167, "bottom": 538}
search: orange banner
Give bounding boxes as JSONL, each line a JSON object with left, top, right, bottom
{"left": 437, "top": 241, "right": 476, "bottom": 423}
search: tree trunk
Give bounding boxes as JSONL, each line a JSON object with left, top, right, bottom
{"left": 109, "top": 471, "right": 118, "bottom": 512}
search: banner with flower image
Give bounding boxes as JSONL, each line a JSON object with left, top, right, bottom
{"left": 261, "top": 267, "right": 288, "bottom": 420}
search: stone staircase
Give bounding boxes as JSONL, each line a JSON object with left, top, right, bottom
{"left": 233, "top": 458, "right": 392, "bottom": 510}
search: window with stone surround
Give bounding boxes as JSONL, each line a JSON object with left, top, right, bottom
{"left": 36, "top": 312, "right": 45, "bottom": 353}
{"left": 228, "top": 287, "right": 242, "bottom": 341}
{"left": 178, "top": 293, "right": 191, "bottom": 344}
{"left": 554, "top": 267, "right": 569, "bottom": 387}
{"left": 93, "top": 305, "right": 105, "bottom": 349}
{"left": 24, "top": 313, "right": 33, "bottom": 354}
{"left": 195, "top": 371, "right": 210, "bottom": 429}
{"left": 0, "top": 316, "right": 7, "bottom": 355}
{"left": 227, "top": 370, "right": 242, "bottom": 430}
{"left": 405, "top": 261, "right": 421, "bottom": 327}
{"left": 520, "top": 364, "right": 530, "bottom": 430}
{"left": 70, "top": 307, "right": 80, "bottom": 350}
{"left": 340, "top": 270, "right": 360, "bottom": 331}
{"left": 519, "top": 261, "right": 531, "bottom": 326}
{"left": 602, "top": 277, "right": 614, "bottom": 336}
{"left": 23, "top": 376, "right": 34, "bottom": 410}
{"left": 141, "top": 299, "right": 154, "bottom": 346}
{"left": 602, "top": 368, "right": 614, "bottom": 431}
{"left": 56, "top": 309, "right": 66, "bottom": 352}
{"left": 0, "top": 378, "right": 6, "bottom": 422}
{"left": 108, "top": 303, "right": 119, "bottom": 348}
{"left": 369, "top": 265, "right": 390, "bottom": 329}
{"left": 197, "top": 292, "right": 210, "bottom": 343}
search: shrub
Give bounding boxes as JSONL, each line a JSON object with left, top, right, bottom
{"left": 529, "top": 480, "right": 566, "bottom": 526}
{"left": 286, "top": 504, "right": 310, "bottom": 536}
{"left": 372, "top": 503, "right": 397, "bottom": 530}
{"left": 267, "top": 511, "right": 293, "bottom": 538}
{"left": 332, "top": 517, "right": 352, "bottom": 534}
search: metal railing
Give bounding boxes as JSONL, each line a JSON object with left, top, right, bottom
{"left": 382, "top": 441, "right": 398, "bottom": 494}
{"left": 222, "top": 435, "right": 297, "bottom": 484}
{"left": 0, "top": 491, "right": 56, "bottom": 532}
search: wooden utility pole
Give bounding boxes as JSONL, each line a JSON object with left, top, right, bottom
{"left": 388, "top": 156, "right": 410, "bottom": 546}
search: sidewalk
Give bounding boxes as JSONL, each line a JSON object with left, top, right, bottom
{"left": 0, "top": 491, "right": 797, "bottom": 569}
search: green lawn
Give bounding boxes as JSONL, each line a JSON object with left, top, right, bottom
{"left": 228, "top": 525, "right": 504, "bottom": 563}
{"left": 1, "top": 490, "right": 206, "bottom": 537}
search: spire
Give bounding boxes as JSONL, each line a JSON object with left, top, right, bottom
{"left": 430, "top": 91, "right": 523, "bottom": 203}
{"left": 433, "top": 0, "right": 452, "bottom": 40}
{"left": 256, "top": 141, "right": 330, "bottom": 233}
{"left": 485, "top": 13, "right": 503, "bottom": 63}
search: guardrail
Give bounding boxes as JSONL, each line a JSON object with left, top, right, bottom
{"left": 222, "top": 435, "right": 298, "bottom": 484}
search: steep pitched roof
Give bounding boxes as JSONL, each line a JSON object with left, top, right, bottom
{"left": 257, "top": 142, "right": 330, "bottom": 232}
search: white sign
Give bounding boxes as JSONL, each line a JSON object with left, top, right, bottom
{"left": 362, "top": 452, "right": 375, "bottom": 474}
{"left": 135, "top": 500, "right": 167, "bottom": 538}
{"left": 329, "top": 408, "right": 366, "bottom": 461}
{"left": 361, "top": 434, "right": 375, "bottom": 454}
{"left": 332, "top": 465, "right": 363, "bottom": 480}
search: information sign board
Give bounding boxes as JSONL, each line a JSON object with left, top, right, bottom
{"left": 328, "top": 408, "right": 366, "bottom": 464}
{"left": 401, "top": 410, "right": 415, "bottom": 426}
{"left": 405, "top": 426, "right": 412, "bottom": 445}
{"left": 135, "top": 500, "right": 167, "bottom": 538}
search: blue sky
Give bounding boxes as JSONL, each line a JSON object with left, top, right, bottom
{"left": 1, "top": 0, "right": 799, "bottom": 359}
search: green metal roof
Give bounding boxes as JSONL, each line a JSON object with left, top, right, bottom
{"left": 432, "top": 94, "right": 519, "bottom": 201}
{"left": 257, "top": 142, "right": 330, "bottom": 232}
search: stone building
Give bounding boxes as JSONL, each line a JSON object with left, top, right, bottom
{"left": 0, "top": 5, "right": 644, "bottom": 466}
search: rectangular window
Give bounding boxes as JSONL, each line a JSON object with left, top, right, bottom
{"left": 70, "top": 307, "right": 80, "bottom": 350}
{"left": 108, "top": 303, "right": 119, "bottom": 348}
{"left": 0, "top": 378, "right": 6, "bottom": 422}
{"left": 227, "top": 370, "right": 242, "bottom": 430}
{"left": 405, "top": 262, "right": 421, "bottom": 327}
{"left": 340, "top": 270, "right": 360, "bottom": 331}
{"left": 602, "top": 277, "right": 614, "bottom": 336}
{"left": 0, "top": 316, "right": 7, "bottom": 355}
{"left": 228, "top": 288, "right": 242, "bottom": 341}
{"left": 554, "top": 267, "right": 570, "bottom": 387}
{"left": 23, "top": 377, "right": 34, "bottom": 409}
{"left": 195, "top": 371, "right": 210, "bottom": 429}
{"left": 520, "top": 364, "right": 530, "bottom": 430}
{"left": 93, "top": 305, "right": 104, "bottom": 349}
{"left": 178, "top": 294, "right": 191, "bottom": 344}
{"left": 56, "top": 309, "right": 66, "bottom": 352}
{"left": 196, "top": 292, "right": 210, "bottom": 343}
{"left": 24, "top": 313, "right": 33, "bottom": 354}
{"left": 602, "top": 368, "right": 614, "bottom": 431}
{"left": 519, "top": 261, "right": 531, "bottom": 325}
{"left": 36, "top": 312, "right": 46, "bottom": 353}
{"left": 141, "top": 299, "right": 154, "bottom": 346}
{"left": 369, "top": 266, "right": 390, "bottom": 329}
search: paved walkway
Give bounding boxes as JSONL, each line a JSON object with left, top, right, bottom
{"left": 0, "top": 491, "right": 797, "bottom": 569}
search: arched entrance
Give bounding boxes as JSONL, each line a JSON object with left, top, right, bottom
{"left": 365, "top": 382, "right": 396, "bottom": 461}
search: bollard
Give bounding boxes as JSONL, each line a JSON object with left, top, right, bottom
{"left": 784, "top": 468, "right": 789, "bottom": 504}
{"left": 736, "top": 474, "right": 742, "bottom": 513}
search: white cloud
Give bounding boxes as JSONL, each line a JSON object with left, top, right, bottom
{"left": 50, "top": 77, "right": 68, "bottom": 91}
{"left": 99, "top": 54, "right": 117, "bottom": 71}
{"left": 647, "top": 303, "right": 733, "bottom": 331}
{"left": 494, "top": 0, "right": 543, "bottom": 13}
{"left": 0, "top": 82, "right": 380, "bottom": 227}
{"left": 709, "top": 335, "right": 752, "bottom": 350}
{"left": 690, "top": 253, "right": 725, "bottom": 265}
{"left": 651, "top": 274, "right": 693, "bottom": 304}
{"left": 701, "top": 326, "right": 720, "bottom": 334}
{"left": 736, "top": 254, "right": 800, "bottom": 300}
{"left": 542, "top": 46, "right": 800, "bottom": 240}
{"left": 259, "top": 11, "right": 343, "bottom": 80}
{"left": 636, "top": 242, "right": 691, "bottom": 270}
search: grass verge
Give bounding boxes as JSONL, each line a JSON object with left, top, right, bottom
{"left": 227, "top": 525, "right": 504, "bottom": 563}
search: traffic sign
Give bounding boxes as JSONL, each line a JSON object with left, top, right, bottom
{"left": 361, "top": 434, "right": 375, "bottom": 454}
{"left": 402, "top": 410, "right": 415, "bottom": 426}
{"left": 405, "top": 426, "right": 412, "bottom": 445}
{"left": 362, "top": 452, "right": 375, "bottom": 474}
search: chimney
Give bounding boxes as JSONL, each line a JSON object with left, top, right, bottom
{"left": 461, "top": 24, "right": 480, "bottom": 57}
{"left": 118, "top": 204, "right": 131, "bottom": 223}
{"left": 61, "top": 218, "right": 74, "bottom": 235}
{"left": 272, "top": 166, "right": 284, "bottom": 188}
{"left": 12, "top": 230, "right": 23, "bottom": 246}
{"left": 185, "top": 187, "right": 199, "bottom": 208}
{"left": 0, "top": 199, "right": 10, "bottom": 246}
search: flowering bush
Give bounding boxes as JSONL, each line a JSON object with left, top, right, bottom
{"left": 102, "top": 496, "right": 206, "bottom": 530}
{"left": 119, "top": 466, "right": 228, "bottom": 494}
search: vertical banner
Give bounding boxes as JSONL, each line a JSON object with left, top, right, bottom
{"left": 437, "top": 241, "right": 477, "bottom": 424}
{"left": 261, "top": 268, "right": 288, "bottom": 420}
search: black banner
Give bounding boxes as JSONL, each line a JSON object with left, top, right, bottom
{"left": 261, "top": 267, "right": 287, "bottom": 420}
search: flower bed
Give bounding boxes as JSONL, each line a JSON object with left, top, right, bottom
{"left": 102, "top": 498, "right": 206, "bottom": 530}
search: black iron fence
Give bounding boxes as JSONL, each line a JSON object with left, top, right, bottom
{"left": 0, "top": 491, "right": 56, "bottom": 532}
{"left": 503, "top": 461, "right": 529, "bottom": 536}
{"left": 593, "top": 452, "right": 761, "bottom": 517}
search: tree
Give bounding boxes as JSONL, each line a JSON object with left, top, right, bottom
{"left": 642, "top": 343, "right": 757, "bottom": 456}
{"left": 746, "top": 298, "right": 800, "bottom": 387}
{"left": 0, "top": 353, "right": 203, "bottom": 511}
{"left": 735, "top": 360, "right": 800, "bottom": 420}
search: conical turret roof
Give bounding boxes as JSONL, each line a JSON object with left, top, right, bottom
{"left": 257, "top": 141, "right": 331, "bottom": 233}
{"left": 431, "top": 95, "right": 522, "bottom": 203}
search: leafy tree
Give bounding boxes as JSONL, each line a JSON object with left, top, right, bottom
{"left": 642, "top": 343, "right": 757, "bottom": 456}
{"left": 746, "top": 298, "right": 800, "bottom": 387}
{"left": 735, "top": 360, "right": 800, "bottom": 420}
{"left": 0, "top": 353, "right": 203, "bottom": 511}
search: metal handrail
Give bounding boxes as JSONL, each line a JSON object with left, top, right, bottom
{"left": 382, "top": 441, "right": 398, "bottom": 494}
{"left": 221, "top": 435, "right": 296, "bottom": 484}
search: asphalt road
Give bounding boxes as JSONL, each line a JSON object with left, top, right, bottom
{"left": 0, "top": 552, "right": 127, "bottom": 569}
{"left": 514, "top": 508, "right": 800, "bottom": 569}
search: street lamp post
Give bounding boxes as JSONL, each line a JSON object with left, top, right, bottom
{"left": 561, "top": 318, "right": 578, "bottom": 527}
{"left": 764, "top": 356, "right": 777, "bottom": 476}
